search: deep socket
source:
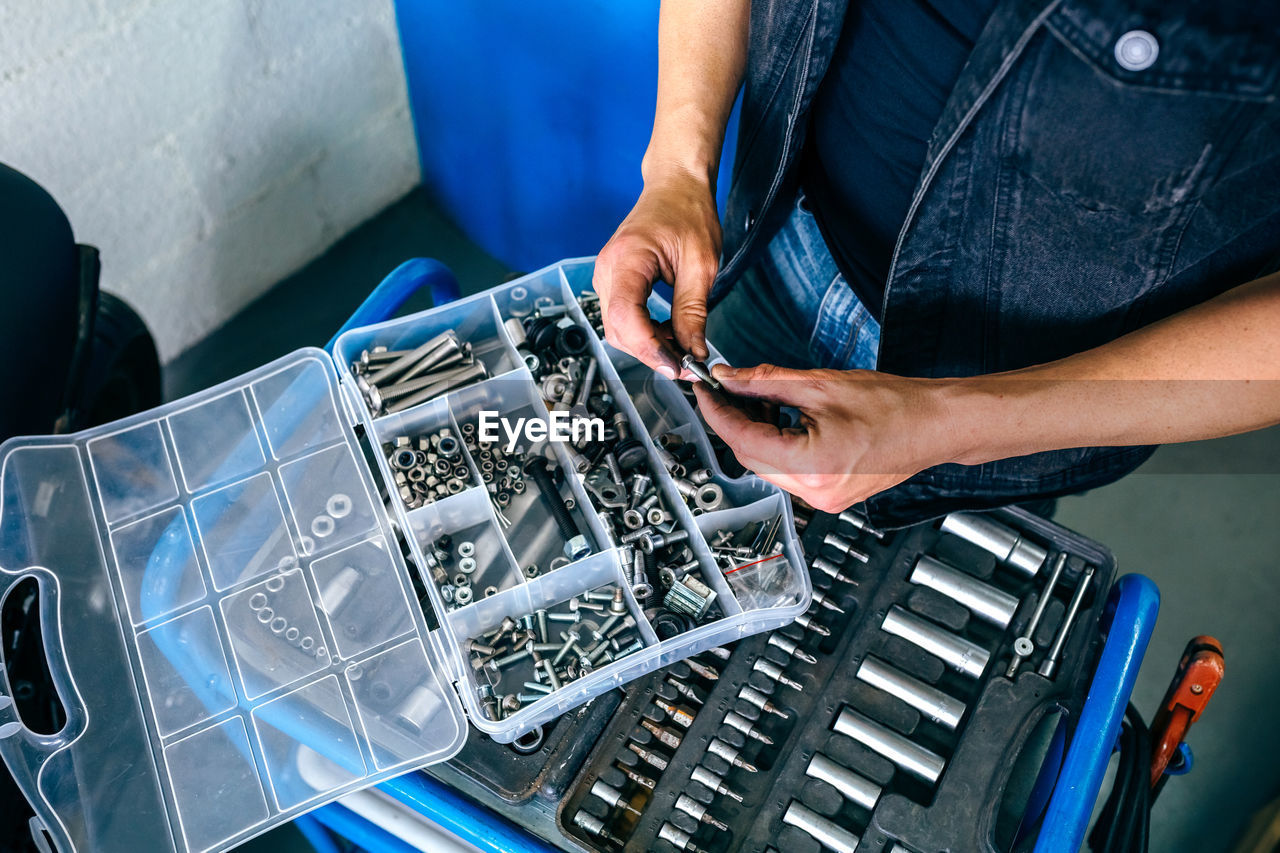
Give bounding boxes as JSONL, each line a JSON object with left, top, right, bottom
{"left": 805, "top": 753, "right": 883, "bottom": 810}
{"left": 910, "top": 554, "right": 1019, "bottom": 628}
{"left": 856, "top": 655, "right": 966, "bottom": 730}
{"left": 882, "top": 606, "right": 990, "bottom": 679}
{"left": 834, "top": 707, "right": 946, "bottom": 785}
{"left": 783, "top": 801, "right": 861, "bottom": 853}
{"left": 941, "top": 511, "right": 1047, "bottom": 577}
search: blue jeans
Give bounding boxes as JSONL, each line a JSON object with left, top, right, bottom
{"left": 707, "top": 195, "right": 881, "bottom": 372}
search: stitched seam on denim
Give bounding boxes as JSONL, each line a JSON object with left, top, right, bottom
{"left": 734, "top": 4, "right": 818, "bottom": 184}
{"left": 810, "top": 273, "right": 847, "bottom": 362}
{"left": 718, "top": 2, "right": 820, "bottom": 289}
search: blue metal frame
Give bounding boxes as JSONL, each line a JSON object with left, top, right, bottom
{"left": 1033, "top": 573, "right": 1160, "bottom": 852}
{"left": 312, "top": 262, "right": 1161, "bottom": 853}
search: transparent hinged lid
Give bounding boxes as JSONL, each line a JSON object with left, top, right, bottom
{"left": 0, "top": 258, "right": 809, "bottom": 853}
{"left": 0, "top": 350, "right": 467, "bottom": 853}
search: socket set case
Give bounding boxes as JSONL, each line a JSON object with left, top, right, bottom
{"left": 556, "top": 507, "right": 1114, "bottom": 853}
{"left": 0, "top": 259, "right": 807, "bottom": 853}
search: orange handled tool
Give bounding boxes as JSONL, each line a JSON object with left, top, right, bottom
{"left": 1149, "top": 635, "right": 1224, "bottom": 789}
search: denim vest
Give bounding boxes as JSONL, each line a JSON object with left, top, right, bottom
{"left": 713, "top": 0, "right": 1280, "bottom": 527}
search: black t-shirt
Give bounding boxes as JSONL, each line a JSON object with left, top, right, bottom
{"left": 802, "top": 0, "right": 997, "bottom": 320}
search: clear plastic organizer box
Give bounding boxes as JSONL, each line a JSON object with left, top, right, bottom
{"left": 0, "top": 258, "right": 808, "bottom": 853}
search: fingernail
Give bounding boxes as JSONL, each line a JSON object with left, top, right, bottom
{"left": 710, "top": 364, "right": 732, "bottom": 380}
{"left": 657, "top": 365, "right": 676, "bottom": 380}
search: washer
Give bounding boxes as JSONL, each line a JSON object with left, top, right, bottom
{"left": 326, "top": 493, "right": 353, "bottom": 519}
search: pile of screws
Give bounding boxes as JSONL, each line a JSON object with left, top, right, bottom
{"left": 383, "top": 428, "right": 471, "bottom": 510}
{"left": 468, "top": 584, "right": 644, "bottom": 720}
{"left": 350, "top": 331, "right": 488, "bottom": 417}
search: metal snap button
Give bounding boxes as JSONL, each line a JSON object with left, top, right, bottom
{"left": 1114, "top": 29, "right": 1158, "bottom": 71}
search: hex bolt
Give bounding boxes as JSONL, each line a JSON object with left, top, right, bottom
{"left": 523, "top": 457, "right": 591, "bottom": 560}
{"left": 604, "top": 614, "right": 637, "bottom": 641}
{"left": 614, "top": 639, "right": 644, "bottom": 659}
{"left": 493, "top": 642, "right": 532, "bottom": 669}
{"left": 552, "top": 629, "right": 580, "bottom": 667}
{"left": 679, "top": 354, "right": 722, "bottom": 390}
{"left": 541, "top": 658, "right": 562, "bottom": 690}
{"left": 628, "top": 473, "right": 652, "bottom": 507}
{"left": 639, "top": 528, "right": 690, "bottom": 553}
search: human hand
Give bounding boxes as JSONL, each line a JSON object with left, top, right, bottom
{"left": 594, "top": 167, "right": 722, "bottom": 379}
{"left": 693, "top": 364, "right": 961, "bottom": 512}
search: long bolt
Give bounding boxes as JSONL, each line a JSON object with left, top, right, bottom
{"left": 523, "top": 456, "right": 585, "bottom": 547}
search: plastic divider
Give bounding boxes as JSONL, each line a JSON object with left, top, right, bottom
{"left": 695, "top": 493, "right": 806, "bottom": 612}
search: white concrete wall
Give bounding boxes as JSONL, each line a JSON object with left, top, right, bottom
{"left": 0, "top": 0, "right": 420, "bottom": 362}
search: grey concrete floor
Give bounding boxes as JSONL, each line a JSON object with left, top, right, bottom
{"left": 174, "top": 188, "right": 1279, "bottom": 852}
